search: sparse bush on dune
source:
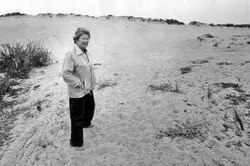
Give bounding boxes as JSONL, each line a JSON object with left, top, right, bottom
{"left": 97, "top": 80, "right": 117, "bottom": 90}
{"left": 189, "top": 21, "right": 250, "bottom": 29}
{"left": 75, "top": 14, "right": 83, "bottom": 17}
{"left": 156, "top": 118, "right": 209, "bottom": 140}
{"left": 197, "top": 34, "right": 215, "bottom": 41}
{"left": 207, "top": 85, "right": 212, "bottom": 99}
{"left": 0, "top": 43, "right": 31, "bottom": 78}
{"left": 36, "top": 13, "right": 54, "bottom": 17}
{"left": 56, "top": 13, "right": 67, "bottom": 17}
{"left": 243, "top": 60, "right": 250, "bottom": 65}
{"left": 232, "top": 107, "right": 244, "bottom": 130}
{"left": 0, "top": 76, "right": 11, "bottom": 100}
{"left": 189, "top": 21, "right": 207, "bottom": 26}
{"left": 0, "top": 41, "right": 52, "bottom": 101}
{"left": 107, "top": 15, "right": 185, "bottom": 25}
{"left": 191, "top": 59, "right": 209, "bottom": 64}
{"left": 0, "top": 75, "right": 21, "bottom": 101}
{"left": 0, "top": 12, "right": 27, "bottom": 17}
{"left": 215, "top": 82, "right": 245, "bottom": 93}
{"left": 26, "top": 42, "right": 53, "bottom": 68}
{"left": 180, "top": 66, "right": 192, "bottom": 74}
{"left": 217, "top": 62, "right": 233, "bottom": 66}
{"left": 213, "top": 42, "right": 219, "bottom": 47}
{"left": 149, "top": 82, "right": 182, "bottom": 93}
{"left": 225, "top": 93, "right": 250, "bottom": 105}
{"left": 216, "top": 24, "right": 250, "bottom": 28}
{"left": 165, "top": 19, "right": 185, "bottom": 25}
{"left": 106, "top": 15, "right": 114, "bottom": 19}
{"left": 0, "top": 41, "right": 53, "bottom": 79}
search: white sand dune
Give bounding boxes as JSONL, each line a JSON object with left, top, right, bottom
{"left": 0, "top": 16, "right": 250, "bottom": 166}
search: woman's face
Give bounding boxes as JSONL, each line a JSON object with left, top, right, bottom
{"left": 76, "top": 34, "right": 90, "bottom": 50}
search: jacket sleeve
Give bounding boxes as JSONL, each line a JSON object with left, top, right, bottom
{"left": 62, "top": 53, "right": 83, "bottom": 88}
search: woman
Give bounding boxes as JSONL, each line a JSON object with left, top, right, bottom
{"left": 62, "top": 27, "right": 96, "bottom": 148}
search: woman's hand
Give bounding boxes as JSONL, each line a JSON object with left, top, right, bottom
{"left": 79, "top": 82, "right": 85, "bottom": 90}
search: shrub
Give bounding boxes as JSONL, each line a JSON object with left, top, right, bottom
{"left": 26, "top": 41, "right": 52, "bottom": 67}
{"left": 0, "top": 41, "right": 52, "bottom": 78}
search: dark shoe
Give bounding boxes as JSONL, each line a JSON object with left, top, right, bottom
{"left": 70, "top": 140, "right": 83, "bottom": 147}
{"left": 83, "top": 124, "right": 94, "bottom": 128}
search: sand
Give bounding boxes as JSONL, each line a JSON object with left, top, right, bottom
{"left": 0, "top": 15, "right": 250, "bottom": 166}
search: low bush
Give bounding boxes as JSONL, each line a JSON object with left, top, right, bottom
{"left": 0, "top": 41, "right": 52, "bottom": 78}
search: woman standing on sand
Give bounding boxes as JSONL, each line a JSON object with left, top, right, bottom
{"left": 62, "top": 27, "right": 96, "bottom": 147}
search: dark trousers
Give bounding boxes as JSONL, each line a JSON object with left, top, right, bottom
{"left": 69, "top": 91, "right": 95, "bottom": 147}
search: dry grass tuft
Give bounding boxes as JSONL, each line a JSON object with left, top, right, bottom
{"left": 0, "top": 76, "right": 20, "bottom": 101}
{"left": 241, "top": 60, "right": 250, "bottom": 66}
{"left": 191, "top": 59, "right": 209, "bottom": 64}
{"left": 97, "top": 80, "right": 117, "bottom": 90}
{"left": 225, "top": 93, "right": 250, "bottom": 105}
{"left": 156, "top": 118, "right": 209, "bottom": 141}
{"left": 180, "top": 66, "right": 192, "bottom": 74}
{"left": 149, "top": 82, "right": 181, "bottom": 93}
{"left": 197, "top": 34, "right": 215, "bottom": 41}
{"left": 217, "top": 62, "right": 233, "bottom": 66}
{"left": 232, "top": 107, "right": 244, "bottom": 130}
{"left": 35, "top": 100, "right": 42, "bottom": 112}
{"left": 207, "top": 85, "right": 213, "bottom": 99}
{"left": 215, "top": 82, "right": 245, "bottom": 93}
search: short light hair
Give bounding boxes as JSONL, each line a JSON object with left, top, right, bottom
{"left": 73, "top": 27, "right": 91, "bottom": 43}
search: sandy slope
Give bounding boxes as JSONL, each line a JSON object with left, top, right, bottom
{"left": 0, "top": 16, "right": 250, "bottom": 166}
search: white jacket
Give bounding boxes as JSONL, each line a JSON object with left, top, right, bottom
{"left": 62, "top": 44, "right": 96, "bottom": 98}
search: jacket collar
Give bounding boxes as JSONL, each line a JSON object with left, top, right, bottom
{"left": 74, "top": 44, "right": 87, "bottom": 56}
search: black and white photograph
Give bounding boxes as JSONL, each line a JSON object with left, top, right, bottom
{"left": 0, "top": 0, "right": 250, "bottom": 165}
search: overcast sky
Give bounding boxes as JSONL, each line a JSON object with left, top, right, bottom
{"left": 1, "top": 0, "right": 250, "bottom": 24}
